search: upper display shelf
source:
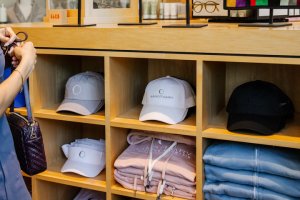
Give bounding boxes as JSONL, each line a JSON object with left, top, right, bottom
{"left": 5, "top": 22, "right": 300, "bottom": 57}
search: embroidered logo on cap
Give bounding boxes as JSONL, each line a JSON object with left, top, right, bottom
{"left": 72, "top": 84, "right": 82, "bottom": 96}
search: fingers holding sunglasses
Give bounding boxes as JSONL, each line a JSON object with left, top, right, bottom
{"left": 0, "top": 27, "right": 17, "bottom": 47}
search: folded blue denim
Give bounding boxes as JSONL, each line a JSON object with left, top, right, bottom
{"left": 205, "top": 164, "right": 300, "bottom": 197}
{"left": 203, "top": 141, "right": 300, "bottom": 179}
{"left": 205, "top": 193, "right": 248, "bottom": 200}
{"left": 203, "top": 181, "right": 299, "bottom": 200}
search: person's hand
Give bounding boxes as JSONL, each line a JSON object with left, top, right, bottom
{"left": 11, "top": 42, "right": 37, "bottom": 79}
{"left": 0, "top": 27, "right": 17, "bottom": 47}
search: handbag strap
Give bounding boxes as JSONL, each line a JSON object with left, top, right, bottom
{"left": 24, "top": 81, "right": 33, "bottom": 123}
{"left": 9, "top": 67, "right": 33, "bottom": 123}
{"left": 9, "top": 67, "right": 14, "bottom": 113}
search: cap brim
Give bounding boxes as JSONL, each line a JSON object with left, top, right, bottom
{"left": 227, "top": 113, "right": 285, "bottom": 135}
{"left": 57, "top": 99, "right": 104, "bottom": 116}
{"left": 139, "top": 105, "right": 188, "bottom": 125}
{"left": 61, "top": 159, "right": 101, "bottom": 178}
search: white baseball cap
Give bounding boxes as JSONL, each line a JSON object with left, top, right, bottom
{"left": 139, "top": 76, "right": 196, "bottom": 124}
{"left": 61, "top": 139, "right": 106, "bottom": 178}
{"left": 57, "top": 71, "right": 104, "bottom": 116}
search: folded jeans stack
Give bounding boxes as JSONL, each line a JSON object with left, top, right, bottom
{"left": 114, "top": 131, "right": 196, "bottom": 199}
{"left": 203, "top": 141, "right": 300, "bottom": 200}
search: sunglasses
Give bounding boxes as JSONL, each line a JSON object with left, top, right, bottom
{"left": 1, "top": 31, "right": 28, "bottom": 56}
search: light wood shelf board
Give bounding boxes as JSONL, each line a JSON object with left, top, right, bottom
{"left": 6, "top": 107, "right": 27, "bottom": 116}
{"left": 36, "top": 49, "right": 300, "bottom": 66}
{"left": 111, "top": 106, "right": 196, "bottom": 136}
{"left": 11, "top": 23, "right": 300, "bottom": 57}
{"left": 35, "top": 170, "right": 106, "bottom": 192}
{"left": 111, "top": 185, "right": 187, "bottom": 200}
{"left": 34, "top": 108, "right": 105, "bottom": 125}
{"left": 21, "top": 171, "right": 31, "bottom": 178}
{"left": 203, "top": 109, "right": 300, "bottom": 149}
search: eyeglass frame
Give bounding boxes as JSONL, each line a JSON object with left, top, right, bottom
{"left": 1, "top": 32, "right": 28, "bottom": 56}
{"left": 193, "top": 0, "right": 220, "bottom": 13}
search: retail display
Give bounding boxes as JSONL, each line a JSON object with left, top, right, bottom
{"left": 203, "top": 141, "right": 300, "bottom": 199}
{"left": 139, "top": 76, "right": 196, "bottom": 125}
{"left": 225, "top": 0, "right": 300, "bottom": 8}
{"left": 226, "top": 80, "right": 294, "bottom": 135}
{"left": 15, "top": 22, "right": 300, "bottom": 200}
{"left": 223, "top": 0, "right": 300, "bottom": 26}
{"left": 114, "top": 130, "right": 196, "bottom": 199}
{"left": 73, "top": 188, "right": 105, "bottom": 200}
{"left": 57, "top": 71, "right": 105, "bottom": 116}
{"left": 6, "top": 81, "right": 47, "bottom": 176}
{"left": 61, "top": 138, "right": 105, "bottom": 178}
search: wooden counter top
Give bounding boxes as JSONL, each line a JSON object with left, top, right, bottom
{"left": 6, "top": 21, "right": 300, "bottom": 57}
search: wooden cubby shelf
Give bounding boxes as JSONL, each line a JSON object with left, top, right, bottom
{"left": 6, "top": 107, "right": 27, "bottom": 116}
{"left": 22, "top": 171, "right": 31, "bottom": 178}
{"left": 35, "top": 170, "right": 106, "bottom": 192}
{"left": 34, "top": 108, "right": 105, "bottom": 125}
{"left": 9, "top": 23, "right": 300, "bottom": 200}
{"left": 203, "top": 109, "right": 300, "bottom": 149}
{"left": 111, "top": 106, "right": 197, "bottom": 136}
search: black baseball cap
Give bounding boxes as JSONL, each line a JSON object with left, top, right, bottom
{"left": 226, "top": 80, "right": 294, "bottom": 135}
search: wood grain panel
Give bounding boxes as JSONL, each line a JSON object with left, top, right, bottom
{"left": 109, "top": 57, "right": 148, "bottom": 119}
{"left": 8, "top": 23, "right": 300, "bottom": 57}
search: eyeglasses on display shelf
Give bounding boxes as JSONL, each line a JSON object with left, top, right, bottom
{"left": 193, "top": 1, "right": 220, "bottom": 13}
{"left": 118, "top": 0, "right": 157, "bottom": 25}
{"left": 223, "top": 0, "right": 300, "bottom": 27}
{"left": 162, "top": 0, "right": 208, "bottom": 28}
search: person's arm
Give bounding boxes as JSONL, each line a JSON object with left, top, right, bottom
{"left": 0, "top": 27, "right": 36, "bottom": 115}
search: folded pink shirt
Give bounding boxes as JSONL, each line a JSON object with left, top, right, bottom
{"left": 117, "top": 167, "right": 196, "bottom": 187}
{"left": 114, "top": 132, "right": 196, "bottom": 182}
{"left": 114, "top": 131, "right": 196, "bottom": 199}
{"left": 114, "top": 170, "right": 196, "bottom": 199}
{"left": 115, "top": 169, "right": 196, "bottom": 194}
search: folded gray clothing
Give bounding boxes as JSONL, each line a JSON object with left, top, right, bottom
{"left": 117, "top": 167, "right": 195, "bottom": 187}
{"left": 205, "top": 193, "right": 248, "bottom": 200}
{"left": 114, "top": 169, "right": 196, "bottom": 194}
{"left": 203, "top": 181, "right": 299, "bottom": 200}
{"left": 205, "top": 164, "right": 300, "bottom": 198}
{"left": 203, "top": 141, "right": 300, "bottom": 179}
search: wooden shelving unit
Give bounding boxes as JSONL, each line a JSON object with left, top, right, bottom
{"left": 110, "top": 105, "right": 197, "bottom": 136}
{"left": 8, "top": 23, "right": 300, "bottom": 200}
{"left": 34, "top": 108, "right": 105, "bottom": 125}
{"left": 35, "top": 170, "right": 106, "bottom": 192}
{"left": 6, "top": 107, "right": 27, "bottom": 116}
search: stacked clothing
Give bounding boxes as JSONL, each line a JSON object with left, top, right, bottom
{"left": 203, "top": 141, "right": 300, "bottom": 200}
{"left": 114, "top": 131, "right": 196, "bottom": 199}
